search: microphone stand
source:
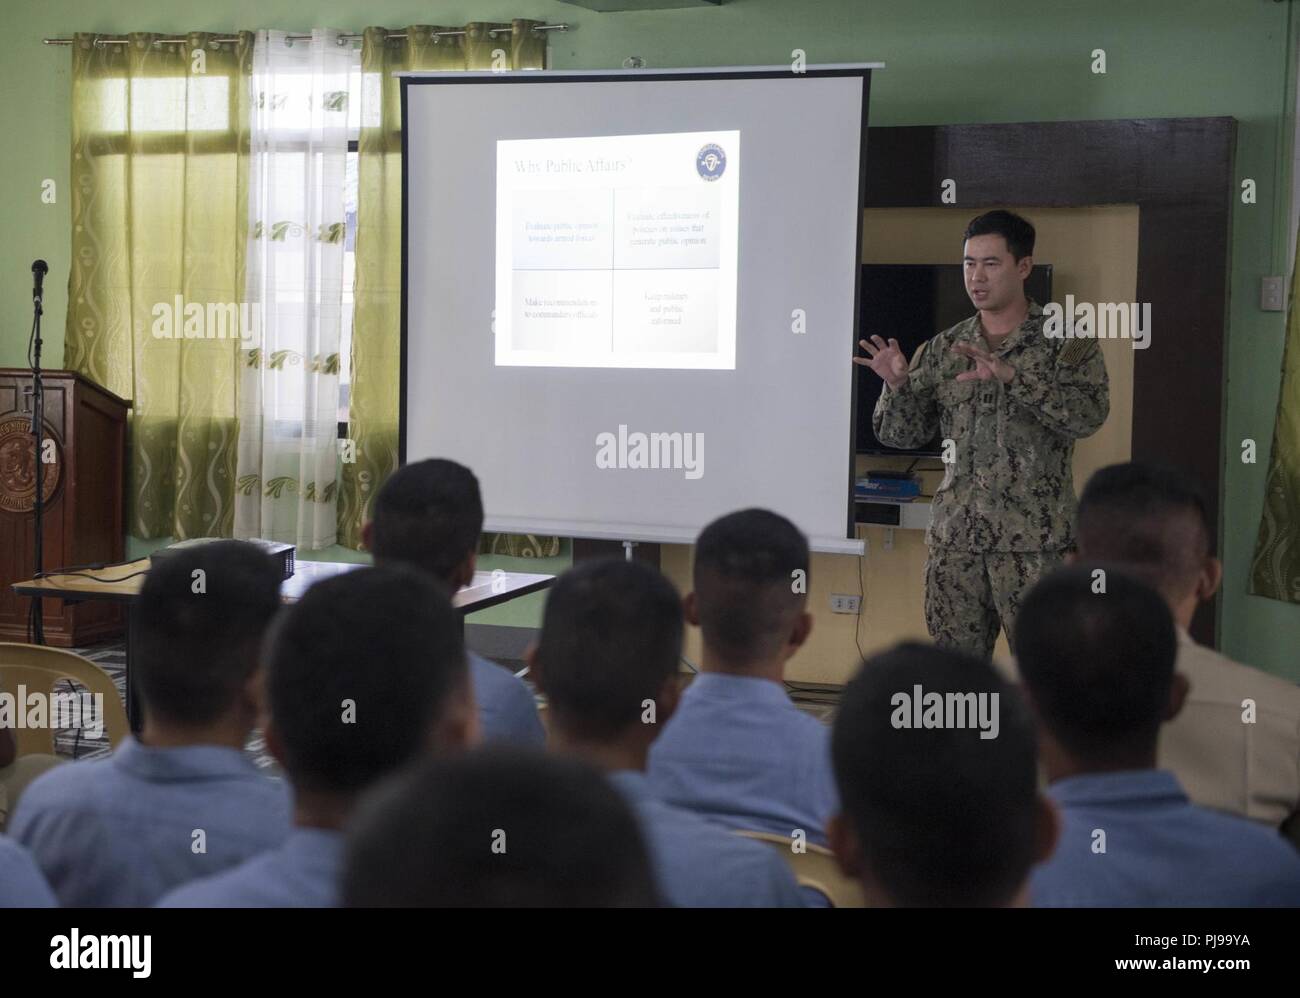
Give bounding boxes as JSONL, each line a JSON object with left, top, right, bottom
{"left": 29, "top": 277, "right": 46, "bottom": 644}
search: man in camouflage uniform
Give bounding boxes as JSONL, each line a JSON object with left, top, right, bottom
{"left": 856, "top": 210, "right": 1109, "bottom": 659}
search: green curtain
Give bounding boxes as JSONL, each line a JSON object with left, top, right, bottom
{"left": 65, "top": 32, "right": 253, "bottom": 540}
{"left": 340, "top": 21, "right": 560, "bottom": 559}
{"left": 1251, "top": 226, "right": 1300, "bottom": 604}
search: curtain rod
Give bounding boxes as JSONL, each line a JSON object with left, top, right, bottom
{"left": 43, "top": 24, "right": 569, "bottom": 46}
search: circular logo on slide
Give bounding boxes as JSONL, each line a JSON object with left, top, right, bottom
{"left": 696, "top": 143, "right": 727, "bottom": 181}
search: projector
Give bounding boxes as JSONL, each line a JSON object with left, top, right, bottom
{"left": 149, "top": 538, "right": 296, "bottom": 580}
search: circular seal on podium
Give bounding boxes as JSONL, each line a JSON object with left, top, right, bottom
{"left": 0, "top": 416, "right": 62, "bottom": 514}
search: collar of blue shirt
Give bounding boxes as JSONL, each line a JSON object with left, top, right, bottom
{"left": 1048, "top": 769, "right": 1188, "bottom": 809}
{"left": 282, "top": 826, "right": 344, "bottom": 863}
{"left": 607, "top": 768, "right": 653, "bottom": 803}
{"left": 684, "top": 672, "right": 794, "bottom": 708}
{"left": 112, "top": 736, "right": 264, "bottom": 784}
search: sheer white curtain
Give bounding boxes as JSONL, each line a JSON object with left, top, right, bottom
{"left": 235, "top": 28, "right": 352, "bottom": 548}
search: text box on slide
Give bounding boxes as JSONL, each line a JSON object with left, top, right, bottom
{"left": 511, "top": 187, "right": 613, "bottom": 271}
{"left": 511, "top": 270, "right": 611, "bottom": 353}
{"left": 496, "top": 130, "right": 739, "bottom": 370}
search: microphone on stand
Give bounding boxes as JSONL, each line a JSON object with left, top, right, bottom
{"left": 32, "top": 259, "right": 48, "bottom": 305}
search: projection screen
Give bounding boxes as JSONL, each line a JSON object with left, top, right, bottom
{"left": 401, "top": 66, "right": 875, "bottom": 554}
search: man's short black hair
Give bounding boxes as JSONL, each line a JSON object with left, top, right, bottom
{"left": 1076, "top": 462, "right": 1214, "bottom": 601}
{"left": 832, "top": 642, "right": 1039, "bottom": 907}
{"left": 964, "top": 209, "right": 1036, "bottom": 261}
{"left": 1015, "top": 564, "right": 1177, "bottom": 762}
{"left": 535, "top": 558, "right": 682, "bottom": 741}
{"left": 266, "top": 565, "right": 468, "bottom": 795}
{"left": 370, "top": 459, "right": 483, "bottom": 584}
{"left": 692, "top": 508, "right": 809, "bottom": 667}
{"left": 133, "top": 540, "right": 283, "bottom": 728}
{"left": 342, "top": 747, "right": 659, "bottom": 907}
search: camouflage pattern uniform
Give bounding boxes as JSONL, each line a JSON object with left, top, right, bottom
{"left": 873, "top": 299, "right": 1109, "bottom": 658}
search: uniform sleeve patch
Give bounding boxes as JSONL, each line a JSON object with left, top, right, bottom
{"left": 1059, "top": 337, "right": 1099, "bottom": 366}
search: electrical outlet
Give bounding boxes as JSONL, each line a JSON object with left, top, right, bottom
{"left": 1261, "top": 276, "right": 1285, "bottom": 312}
{"left": 830, "top": 594, "right": 861, "bottom": 614}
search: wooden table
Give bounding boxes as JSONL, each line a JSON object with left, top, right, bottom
{"left": 11, "top": 558, "right": 554, "bottom": 731}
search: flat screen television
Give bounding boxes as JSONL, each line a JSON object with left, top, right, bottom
{"left": 855, "top": 263, "right": 1053, "bottom": 456}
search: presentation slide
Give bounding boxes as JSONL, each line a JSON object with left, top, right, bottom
{"left": 495, "top": 130, "right": 739, "bottom": 369}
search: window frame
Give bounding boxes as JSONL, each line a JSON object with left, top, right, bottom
{"left": 339, "top": 134, "right": 359, "bottom": 440}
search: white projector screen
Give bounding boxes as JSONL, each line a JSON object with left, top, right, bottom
{"left": 401, "top": 67, "right": 873, "bottom": 554}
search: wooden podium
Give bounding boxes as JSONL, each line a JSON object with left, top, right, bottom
{"left": 0, "top": 369, "right": 129, "bottom": 646}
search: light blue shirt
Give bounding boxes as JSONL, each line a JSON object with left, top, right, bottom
{"left": 1032, "top": 769, "right": 1300, "bottom": 907}
{"left": 609, "top": 770, "right": 806, "bottom": 908}
{"left": 0, "top": 835, "right": 56, "bottom": 907}
{"left": 10, "top": 737, "right": 291, "bottom": 907}
{"left": 470, "top": 651, "right": 545, "bottom": 747}
{"left": 648, "top": 672, "right": 839, "bottom": 846}
{"left": 156, "top": 827, "right": 342, "bottom": 908}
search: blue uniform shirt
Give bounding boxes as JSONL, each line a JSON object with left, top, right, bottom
{"left": 648, "top": 673, "right": 839, "bottom": 846}
{"left": 470, "top": 651, "right": 545, "bottom": 747}
{"left": 0, "top": 835, "right": 56, "bottom": 907}
{"left": 1032, "top": 769, "right": 1300, "bottom": 907}
{"left": 609, "top": 770, "right": 806, "bottom": 907}
{"left": 156, "top": 827, "right": 342, "bottom": 908}
{"left": 9, "top": 737, "right": 291, "bottom": 907}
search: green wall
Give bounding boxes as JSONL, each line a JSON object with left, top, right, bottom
{"left": 4, "top": 0, "right": 1298, "bottom": 674}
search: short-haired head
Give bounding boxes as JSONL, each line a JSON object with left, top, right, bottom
{"left": 133, "top": 540, "right": 282, "bottom": 729}
{"left": 342, "top": 748, "right": 659, "bottom": 907}
{"left": 1014, "top": 564, "right": 1177, "bottom": 765}
{"left": 265, "top": 564, "right": 471, "bottom": 796}
{"left": 691, "top": 508, "right": 810, "bottom": 669}
{"left": 1076, "top": 462, "right": 1214, "bottom": 606}
{"left": 533, "top": 558, "right": 682, "bottom": 742}
{"left": 831, "top": 642, "right": 1041, "bottom": 907}
{"left": 963, "top": 209, "right": 1036, "bottom": 261}
{"left": 369, "top": 459, "right": 483, "bottom": 585}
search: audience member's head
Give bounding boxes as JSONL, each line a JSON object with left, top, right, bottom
{"left": 364, "top": 458, "right": 483, "bottom": 589}
{"left": 1075, "top": 461, "right": 1219, "bottom": 629}
{"left": 529, "top": 558, "right": 682, "bottom": 758}
{"left": 829, "top": 642, "right": 1053, "bottom": 907}
{"left": 263, "top": 565, "right": 475, "bottom": 820}
{"left": 342, "top": 748, "right": 659, "bottom": 907}
{"left": 1015, "top": 564, "right": 1185, "bottom": 776}
{"left": 133, "top": 540, "right": 283, "bottom": 742}
{"left": 689, "top": 508, "right": 812, "bottom": 675}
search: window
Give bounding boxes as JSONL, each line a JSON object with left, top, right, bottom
{"left": 247, "top": 40, "right": 362, "bottom": 440}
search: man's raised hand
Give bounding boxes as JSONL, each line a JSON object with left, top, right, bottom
{"left": 951, "top": 342, "right": 1015, "bottom": 384}
{"left": 855, "top": 335, "right": 909, "bottom": 389}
